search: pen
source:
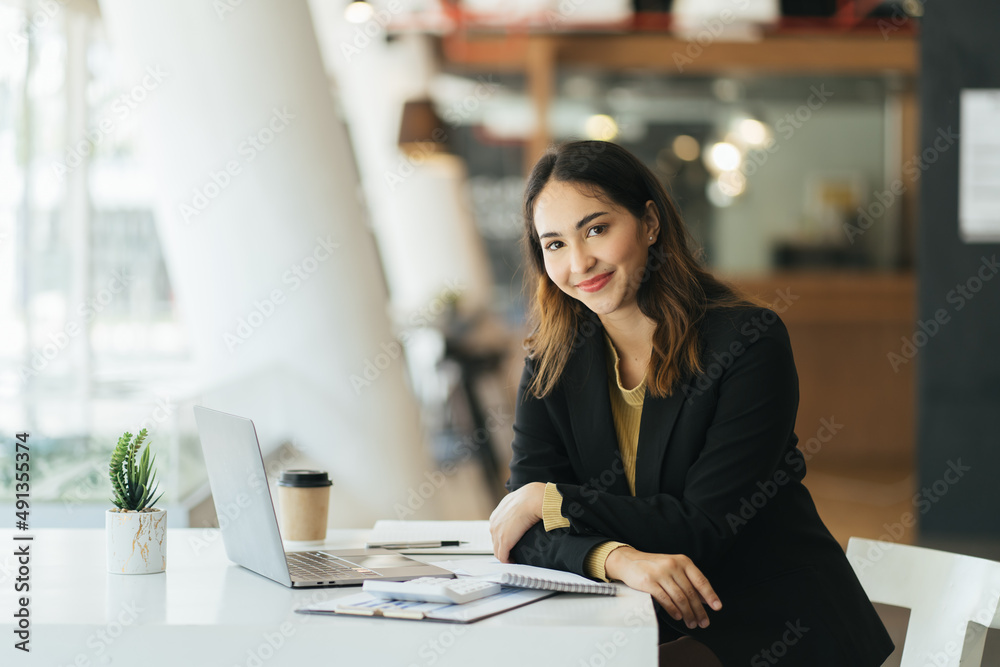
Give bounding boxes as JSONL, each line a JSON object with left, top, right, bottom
{"left": 367, "top": 540, "right": 468, "bottom": 549}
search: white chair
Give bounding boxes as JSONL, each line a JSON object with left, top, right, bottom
{"left": 847, "top": 537, "right": 1000, "bottom": 667}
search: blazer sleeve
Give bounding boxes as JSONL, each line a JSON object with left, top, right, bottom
{"left": 506, "top": 359, "right": 609, "bottom": 577}
{"left": 554, "top": 311, "right": 802, "bottom": 570}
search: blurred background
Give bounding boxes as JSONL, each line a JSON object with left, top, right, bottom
{"left": 0, "top": 0, "right": 997, "bottom": 589}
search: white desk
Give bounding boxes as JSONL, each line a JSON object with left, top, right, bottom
{"left": 1, "top": 529, "right": 657, "bottom": 666}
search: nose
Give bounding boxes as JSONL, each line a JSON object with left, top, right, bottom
{"left": 568, "top": 241, "right": 596, "bottom": 276}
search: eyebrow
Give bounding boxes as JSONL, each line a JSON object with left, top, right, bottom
{"left": 537, "top": 211, "right": 609, "bottom": 240}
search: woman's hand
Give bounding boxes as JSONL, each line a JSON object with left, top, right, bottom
{"left": 605, "top": 547, "right": 722, "bottom": 630}
{"left": 489, "top": 482, "right": 546, "bottom": 563}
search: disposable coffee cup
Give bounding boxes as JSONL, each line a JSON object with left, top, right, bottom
{"left": 277, "top": 470, "right": 332, "bottom": 544}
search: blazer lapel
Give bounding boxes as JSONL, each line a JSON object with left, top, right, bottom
{"left": 633, "top": 387, "right": 685, "bottom": 497}
{"left": 562, "top": 316, "right": 631, "bottom": 496}
{"left": 562, "top": 312, "right": 688, "bottom": 498}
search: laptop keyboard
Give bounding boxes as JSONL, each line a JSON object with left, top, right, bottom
{"left": 286, "top": 551, "right": 378, "bottom": 581}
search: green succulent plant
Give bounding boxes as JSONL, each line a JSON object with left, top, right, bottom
{"left": 109, "top": 429, "right": 163, "bottom": 511}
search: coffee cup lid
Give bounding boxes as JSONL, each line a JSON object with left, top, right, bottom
{"left": 277, "top": 470, "right": 333, "bottom": 487}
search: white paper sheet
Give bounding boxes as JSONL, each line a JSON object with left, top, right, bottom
{"left": 960, "top": 89, "right": 1000, "bottom": 242}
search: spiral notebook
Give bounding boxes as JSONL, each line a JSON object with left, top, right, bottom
{"left": 439, "top": 559, "right": 617, "bottom": 596}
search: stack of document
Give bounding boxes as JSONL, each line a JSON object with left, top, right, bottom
{"left": 297, "top": 588, "right": 554, "bottom": 623}
{"left": 296, "top": 547, "right": 620, "bottom": 623}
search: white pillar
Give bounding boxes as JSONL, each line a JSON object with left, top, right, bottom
{"left": 98, "top": 0, "right": 440, "bottom": 525}
{"left": 305, "top": 21, "right": 495, "bottom": 323}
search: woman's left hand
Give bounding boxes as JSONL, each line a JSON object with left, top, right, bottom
{"left": 489, "top": 482, "right": 546, "bottom": 563}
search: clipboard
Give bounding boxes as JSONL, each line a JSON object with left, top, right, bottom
{"left": 295, "top": 587, "right": 554, "bottom": 623}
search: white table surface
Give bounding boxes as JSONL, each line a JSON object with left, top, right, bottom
{"left": 1, "top": 528, "right": 658, "bottom": 666}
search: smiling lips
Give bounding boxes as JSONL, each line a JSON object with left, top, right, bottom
{"left": 577, "top": 271, "right": 614, "bottom": 293}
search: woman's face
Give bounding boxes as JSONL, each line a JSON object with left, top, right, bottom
{"left": 533, "top": 179, "right": 659, "bottom": 318}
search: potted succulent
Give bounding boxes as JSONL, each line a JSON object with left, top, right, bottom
{"left": 106, "top": 428, "right": 166, "bottom": 574}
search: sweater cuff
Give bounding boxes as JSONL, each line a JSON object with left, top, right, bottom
{"left": 584, "top": 541, "right": 630, "bottom": 582}
{"left": 542, "top": 482, "right": 571, "bottom": 531}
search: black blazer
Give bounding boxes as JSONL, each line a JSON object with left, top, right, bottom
{"left": 507, "top": 305, "right": 894, "bottom": 666}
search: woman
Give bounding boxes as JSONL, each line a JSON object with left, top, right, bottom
{"left": 488, "top": 140, "right": 894, "bottom": 666}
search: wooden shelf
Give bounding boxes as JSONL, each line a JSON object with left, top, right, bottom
{"left": 439, "top": 32, "right": 917, "bottom": 76}
{"left": 430, "top": 29, "right": 918, "bottom": 172}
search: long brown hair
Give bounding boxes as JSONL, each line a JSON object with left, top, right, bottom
{"left": 521, "top": 140, "right": 765, "bottom": 399}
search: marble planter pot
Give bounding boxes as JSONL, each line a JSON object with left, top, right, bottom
{"left": 106, "top": 508, "right": 167, "bottom": 574}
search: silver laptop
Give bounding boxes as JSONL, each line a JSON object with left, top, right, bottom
{"left": 193, "top": 405, "right": 454, "bottom": 587}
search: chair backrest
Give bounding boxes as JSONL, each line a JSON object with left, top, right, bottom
{"left": 846, "top": 537, "right": 1000, "bottom": 667}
